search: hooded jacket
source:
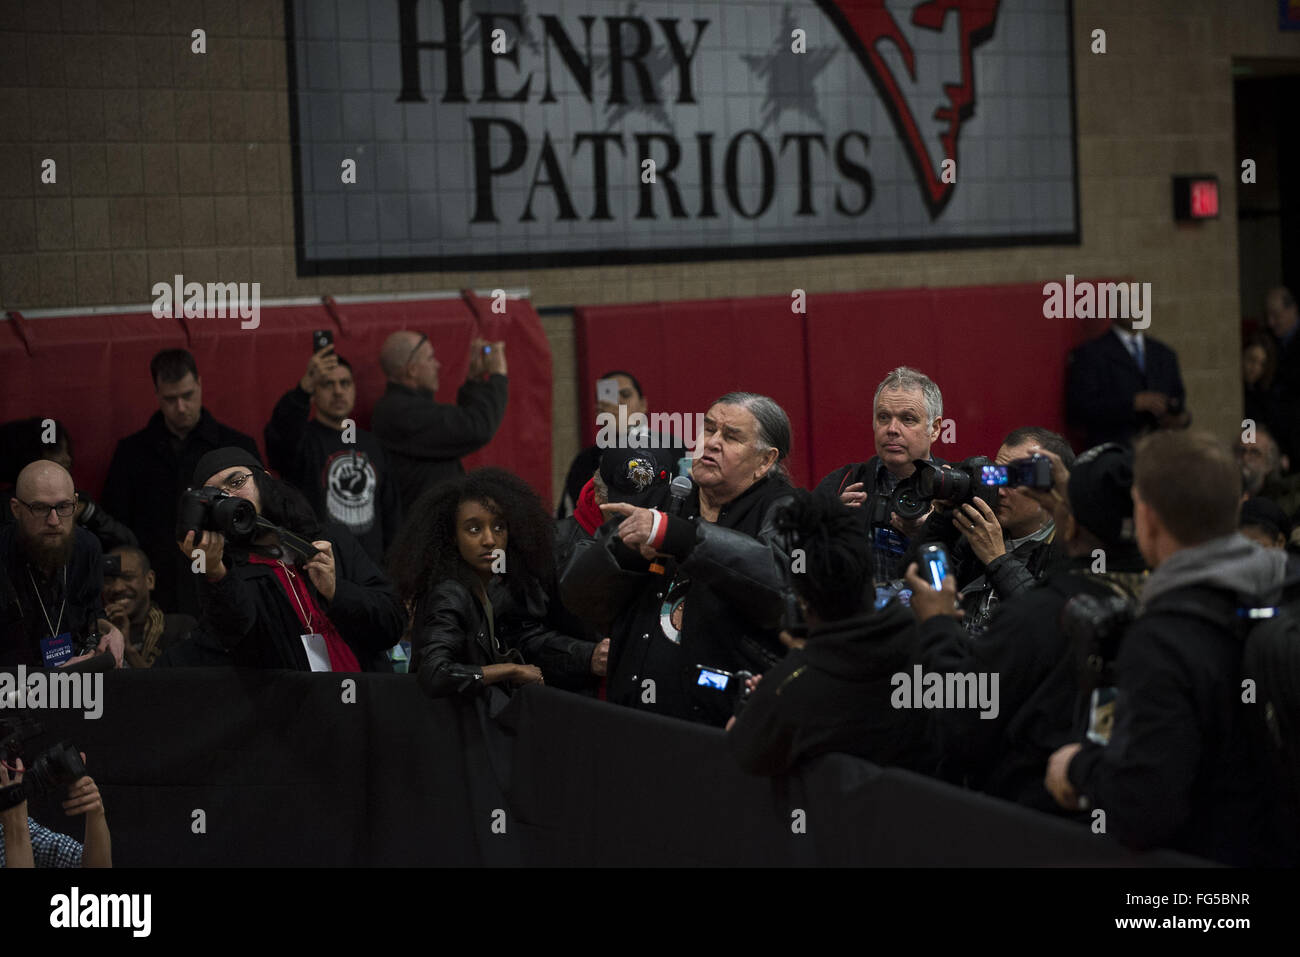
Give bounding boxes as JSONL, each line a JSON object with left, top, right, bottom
{"left": 1067, "top": 533, "right": 1293, "bottom": 865}
{"left": 727, "top": 603, "right": 937, "bottom": 776}
{"left": 560, "top": 475, "right": 794, "bottom": 727}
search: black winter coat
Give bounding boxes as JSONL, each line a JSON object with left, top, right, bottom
{"left": 196, "top": 522, "right": 402, "bottom": 671}
{"left": 370, "top": 376, "right": 508, "bottom": 510}
{"left": 917, "top": 554, "right": 1146, "bottom": 812}
{"left": 100, "top": 409, "right": 262, "bottom": 617}
{"left": 411, "top": 574, "right": 595, "bottom": 698}
{"left": 561, "top": 476, "right": 794, "bottom": 727}
{"left": 1067, "top": 539, "right": 1293, "bottom": 865}
{"left": 727, "top": 603, "right": 937, "bottom": 776}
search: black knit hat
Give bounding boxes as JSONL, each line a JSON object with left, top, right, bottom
{"left": 1240, "top": 496, "right": 1292, "bottom": 541}
{"left": 1067, "top": 443, "right": 1135, "bottom": 547}
{"left": 598, "top": 448, "right": 672, "bottom": 505}
{"left": 192, "top": 447, "right": 263, "bottom": 486}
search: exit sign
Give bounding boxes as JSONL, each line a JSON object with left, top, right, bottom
{"left": 1173, "top": 175, "right": 1220, "bottom": 221}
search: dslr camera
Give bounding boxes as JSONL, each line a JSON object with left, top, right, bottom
{"left": 877, "top": 456, "right": 1000, "bottom": 524}
{"left": 1060, "top": 590, "right": 1137, "bottom": 690}
{"left": 0, "top": 718, "right": 87, "bottom": 803}
{"left": 176, "top": 486, "right": 258, "bottom": 542}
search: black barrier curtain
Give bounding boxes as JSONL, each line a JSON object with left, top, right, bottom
{"left": 5, "top": 670, "right": 1200, "bottom": 867}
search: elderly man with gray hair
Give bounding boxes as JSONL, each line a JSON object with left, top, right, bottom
{"left": 561, "top": 391, "right": 796, "bottom": 727}
{"left": 815, "top": 366, "right": 947, "bottom": 591}
{"left": 370, "top": 331, "right": 508, "bottom": 510}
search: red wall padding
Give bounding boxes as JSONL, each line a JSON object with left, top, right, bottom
{"left": 0, "top": 296, "right": 552, "bottom": 504}
{"left": 577, "top": 285, "right": 1113, "bottom": 489}
{"left": 575, "top": 298, "right": 813, "bottom": 487}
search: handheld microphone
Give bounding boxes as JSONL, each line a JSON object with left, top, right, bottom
{"left": 668, "top": 475, "right": 692, "bottom": 516}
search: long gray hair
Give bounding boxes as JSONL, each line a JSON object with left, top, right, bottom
{"left": 710, "top": 391, "right": 792, "bottom": 482}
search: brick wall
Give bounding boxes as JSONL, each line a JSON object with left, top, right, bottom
{"left": 1, "top": 0, "right": 1298, "bottom": 501}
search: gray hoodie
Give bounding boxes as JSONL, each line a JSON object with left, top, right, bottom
{"left": 1140, "top": 532, "right": 1289, "bottom": 610}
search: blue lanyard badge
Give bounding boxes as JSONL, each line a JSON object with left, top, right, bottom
{"left": 872, "top": 525, "right": 908, "bottom": 555}
{"left": 40, "top": 632, "right": 75, "bottom": 667}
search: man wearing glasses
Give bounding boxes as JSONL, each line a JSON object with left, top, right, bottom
{"left": 1, "top": 461, "right": 124, "bottom": 669}
{"left": 371, "top": 331, "right": 508, "bottom": 509}
{"left": 101, "top": 349, "right": 261, "bottom": 620}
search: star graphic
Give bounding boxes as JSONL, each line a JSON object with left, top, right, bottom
{"left": 741, "top": 5, "right": 837, "bottom": 129}
{"left": 463, "top": 0, "right": 541, "bottom": 57}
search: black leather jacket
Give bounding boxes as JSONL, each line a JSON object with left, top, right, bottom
{"left": 560, "top": 477, "right": 794, "bottom": 726}
{"left": 412, "top": 574, "right": 596, "bottom": 698}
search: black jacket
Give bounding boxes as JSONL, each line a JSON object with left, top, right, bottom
{"left": 561, "top": 476, "right": 794, "bottom": 727}
{"left": 727, "top": 603, "right": 937, "bottom": 776}
{"left": 917, "top": 553, "right": 1146, "bottom": 812}
{"left": 196, "top": 522, "right": 403, "bottom": 671}
{"left": 370, "top": 376, "right": 508, "bottom": 510}
{"left": 100, "top": 409, "right": 261, "bottom": 617}
{"left": 913, "top": 508, "right": 1057, "bottom": 636}
{"left": 264, "top": 386, "right": 401, "bottom": 564}
{"left": 816, "top": 454, "right": 947, "bottom": 584}
{"left": 411, "top": 574, "right": 595, "bottom": 698}
{"left": 0, "top": 525, "right": 104, "bottom": 667}
{"left": 1067, "top": 536, "right": 1292, "bottom": 865}
{"left": 1066, "top": 330, "right": 1187, "bottom": 449}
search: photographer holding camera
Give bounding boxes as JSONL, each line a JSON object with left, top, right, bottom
{"left": 906, "top": 443, "right": 1147, "bottom": 812}
{"left": 178, "top": 448, "right": 404, "bottom": 671}
{"left": 371, "top": 332, "right": 508, "bottom": 511}
{"left": 1045, "top": 431, "right": 1293, "bottom": 865}
{"left": 912, "top": 428, "right": 1073, "bottom": 635}
{"left": 816, "top": 367, "right": 947, "bottom": 592}
{"left": 264, "top": 344, "right": 401, "bottom": 565}
{"left": 2, "top": 462, "right": 124, "bottom": 670}
{"left": 1, "top": 747, "right": 111, "bottom": 868}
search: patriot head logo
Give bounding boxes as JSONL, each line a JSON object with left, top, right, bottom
{"left": 817, "top": 0, "right": 1001, "bottom": 218}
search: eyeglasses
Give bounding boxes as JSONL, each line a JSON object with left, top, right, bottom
{"left": 14, "top": 498, "right": 76, "bottom": 519}
{"left": 220, "top": 472, "right": 254, "bottom": 492}
{"left": 405, "top": 333, "right": 429, "bottom": 368}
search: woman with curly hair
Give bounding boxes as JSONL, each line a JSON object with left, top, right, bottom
{"left": 390, "top": 467, "right": 604, "bottom": 699}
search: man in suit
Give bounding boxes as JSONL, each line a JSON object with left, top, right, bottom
{"left": 101, "top": 349, "right": 262, "bottom": 617}
{"left": 1266, "top": 286, "right": 1300, "bottom": 402}
{"left": 1066, "top": 317, "right": 1190, "bottom": 449}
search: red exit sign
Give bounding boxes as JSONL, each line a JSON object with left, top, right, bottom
{"left": 1173, "top": 174, "right": 1219, "bottom": 221}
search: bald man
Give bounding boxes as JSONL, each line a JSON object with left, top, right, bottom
{"left": 370, "top": 330, "right": 509, "bottom": 509}
{"left": 2, "top": 462, "right": 123, "bottom": 669}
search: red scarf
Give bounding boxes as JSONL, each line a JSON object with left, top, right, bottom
{"left": 248, "top": 553, "right": 360, "bottom": 672}
{"left": 574, "top": 478, "right": 604, "bottom": 535}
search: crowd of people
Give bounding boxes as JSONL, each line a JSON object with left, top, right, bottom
{"left": 2, "top": 297, "right": 1299, "bottom": 868}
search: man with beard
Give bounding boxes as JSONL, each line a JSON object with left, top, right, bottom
{"left": 1, "top": 462, "right": 123, "bottom": 669}
{"left": 101, "top": 545, "right": 197, "bottom": 668}
{"left": 1236, "top": 422, "right": 1300, "bottom": 519}
{"left": 265, "top": 345, "right": 401, "bottom": 564}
